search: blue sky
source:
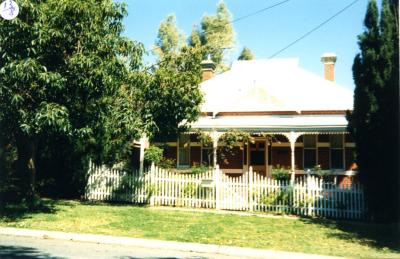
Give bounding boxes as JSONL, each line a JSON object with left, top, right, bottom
{"left": 122, "top": 0, "right": 374, "bottom": 90}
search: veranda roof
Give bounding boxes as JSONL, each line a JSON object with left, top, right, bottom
{"left": 190, "top": 115, "right": 348, "bottom": 133}
{"left": 200, "top": 59, "right": 353, "bottom": 114}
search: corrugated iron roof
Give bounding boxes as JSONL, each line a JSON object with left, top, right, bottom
{"left": 200, "top": 59, "right": 353, "bottom": 114}
{"left": 190, "top": 114, "right": 348, "bottom": 132}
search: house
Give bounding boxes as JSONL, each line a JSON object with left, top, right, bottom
{"left": 152, "top": 53, "right": 357, "bottom": 185}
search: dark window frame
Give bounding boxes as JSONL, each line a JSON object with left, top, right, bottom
{"left": 330, "top": 135, "right": 344, "bottom": 169}
{"left": 303, "top": 135, "right": 317, "bottom": 169}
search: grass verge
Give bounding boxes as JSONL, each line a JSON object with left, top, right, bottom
{"left": 0, "top": 199, "right": 399, "bottom": 258}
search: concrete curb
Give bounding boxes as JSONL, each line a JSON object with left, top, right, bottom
{"left": 0, "top": 227, "right": 344, "bottom": 259}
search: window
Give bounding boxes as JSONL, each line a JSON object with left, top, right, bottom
{"left": 330, "top": 135, "right": 344, "bottom": 169}
{"left": 178, "top": 134, "right": 190, "bottom": 167}
{"left": 250, "top": 141, "right": 265, "bottom": 166}
{"left": 303, "top": 135, "right": 317, "bottom": 169}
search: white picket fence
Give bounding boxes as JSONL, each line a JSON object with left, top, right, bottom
{"left": 85, "top": 163, "right": 365, "bottom": 219}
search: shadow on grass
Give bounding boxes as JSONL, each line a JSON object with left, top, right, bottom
{"left": 299, "top": 217, "right": 400, "bottom": 253}
{"left": 80, "top": 199, "right": 149, "bottom": 207}
{"left": 0, "top": 199, "right": 60, "bottom": 223}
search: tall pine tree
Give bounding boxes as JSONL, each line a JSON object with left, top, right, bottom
{"left": 348, "top": 0, "right": 399, "bottom": 222}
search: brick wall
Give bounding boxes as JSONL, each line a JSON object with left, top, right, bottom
{"left": 338, "top": 176, "right": 354, "bottom": 188}
{"left": 324, "top": 63, "right": 335, "bottom": 81}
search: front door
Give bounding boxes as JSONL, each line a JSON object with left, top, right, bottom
{"left": 249, "top": 141, "right": 266, "bottom": 175}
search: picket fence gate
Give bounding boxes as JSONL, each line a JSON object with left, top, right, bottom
{"left": 85, "top": 163, "right": 365, "bottom": 219}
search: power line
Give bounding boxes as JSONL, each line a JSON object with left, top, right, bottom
{"left": 230, "top": 0, "right": 291, "bottom": 24}
{"left": 268, "top": 0, "right": 360, "bottom": 58}
{"left": 145, "top": 0, "right": 291, "bottom": 56}
{"left": 145, "top": 0, "right": 360, "bottom": 70}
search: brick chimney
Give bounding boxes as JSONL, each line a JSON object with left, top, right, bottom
{"left": 321, "top": 53, "right": 337, "bottom": 81}
{"left": 200, "top": 57, "right": 216, "bottom": 81}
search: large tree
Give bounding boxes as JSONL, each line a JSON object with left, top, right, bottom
{"left": 0, "top": 0, "right": 145, "bottom": 202}
{"left": 189, "top": 0, "right": 235, "bottom": 71}
{"left": 347, "top": 0, "right": 399, "bottom": 222}
{"left": 150, "top": 15, "right": 205, "bottom": 141}
{"left": 154, "top": 14, "right": 185, "bottom": 57}
{"left": 144, "top": 46, "right": 204, "bottom": 140}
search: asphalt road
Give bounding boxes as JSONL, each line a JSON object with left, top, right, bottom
{"left": 0, "top": 235, "right": 250, "bottom": 259}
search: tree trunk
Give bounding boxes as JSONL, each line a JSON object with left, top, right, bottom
{"left": 15, "top": 132, "right": 38, "bottom": 204}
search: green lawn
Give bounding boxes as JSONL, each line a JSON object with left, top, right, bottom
{"left": 0, "top": 199, "right": 399, "bottom": 258}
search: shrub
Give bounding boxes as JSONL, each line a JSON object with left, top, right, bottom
{"left": 183, "top": 183, "right": 198, "bottom": 197}
{"left": 272, "top": 166, "right": 291, "bottom": 181}
{"left": 144, "top": 146, "right": 163, "bottom": 165}
{"left": 259, "top": 192, "right": 276, "bottom": 206}
{"left": 146, "top": 184, "right": 157, "bottom": 202}
{"left": 158, "top": 158, "right": 176, "bottom": 169}
{"left": 313, "top": 165, "right": 334, "bottom": 183}
{"left": 191, "top": 164, "right": 209, "bottom": 174}
{"left": 259, "top": 187, "right": 294, "bottom": 214}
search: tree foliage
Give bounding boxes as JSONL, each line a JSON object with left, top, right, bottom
{"left": 146, "top": 46, "right": 204, "bottom": 140}
{"left": 193, "top": 129, "right": 213, "bottom": 146}
{"left": 150, "top": 14, "right": 207, "bottom": 141}
{"left": 238, "top": 47, "right": 255, "bottom": 60}
{"left": 144, "top": 145, "right": 163, "bottom": 165}
{"left": 189, "top": 0, "right": 235, "bottom": 71}
{"left": 347, "top": 0, "right": 399, "bottom": 222}
{"left": 0, "top": 0, "right": 222, "bottom": 203}
{"left": 188, "top": 25, "right": 202, "bottom": 48}
{"left": 154, "top": 14, "right": 185, "bottom": 57}
{"left": 0, "top": 0, "right": 146, "bottom": 201}
{"left": 218, "top": 130, "right": 251, "bottom": 161}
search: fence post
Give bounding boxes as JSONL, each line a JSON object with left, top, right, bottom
{"left": 215, "top": 164, "right": 220, "bottom": 210}
{"left": 249, "top": 166, "right": 254, "bottom": 212}
{"left": 85, "top": 159, "right": 93, "bottom": 200}
{"left": 307, "top": 175, "right": 313, "bottom": 216}
{"left": 149, "top": 162, "right": 155, "bottom": 206}
{"left": 139, "top": 136, "right": 147, "bottom": 175}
